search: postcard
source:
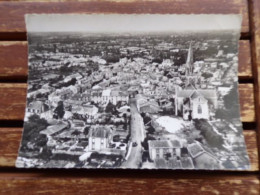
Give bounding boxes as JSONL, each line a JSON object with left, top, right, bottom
{"left": 16, "top": 14, "right": 250, "bottom": 170}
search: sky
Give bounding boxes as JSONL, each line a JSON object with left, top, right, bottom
{"left": 25, "top": 14, "right": 242, "bottom": 33}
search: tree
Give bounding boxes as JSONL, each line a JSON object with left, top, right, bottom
{"left": 201, "top": 72, "right": 213, "bottom": 79}
{"left": 105, "top": 101, "right": 117, "bottom": 114}
{"left": 147, "top": 126, "right": 155, "bottom": 134}
{"left": 215, "top": 108, "right": 228, "bottom": 120}
{"left": 20, "top": 114, "right": 49, "bottom": 154}
{"left": 63, "top": 78, "right": 77, "bottom": 87}
{"left": 72, "top": 130, "right": 81, "bottom": 136}
{"left": 193, "top": 119, "right": 224, "bottom": 149}
{"left": 152, "top": 58, "right": 163, "bottom": 64}
{"left": 143, "top": 116, "right": 152, "bottom": 124}
{"left": 53, "top": 101, "right": 65, "bottom": 119}
{"left": 60, "top": 66, "right": 73, "bottom": 75}
{"left": 141, "top": 135, "right": 156, "bottom": 151}
{"left": 84, "top": 126, "right": 90, "bottom": 135}
{"left": 223, "top": 83, "right": 240, "bottom": 118}
{"left": 105, "top": 55, "right": 120, "bottom": 63}
{"left": 215, "top": 83, "right": 240, "bottom": 121}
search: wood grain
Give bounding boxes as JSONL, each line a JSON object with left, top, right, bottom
{"left": 239, "top": 40, "right": 253, "bottom": 79}
{"left": 0, "top": 41, "right": 28, "bottom": 79}
{"left": 0, "top": 40, "right": 252, "bottom": 80}
{"left": 0, "top": 83, "right": 27, "bottom": 121}
{"left": 239, "top": 84, "right": 255, "bottom": 122}
{"left": 249, "top": 0, "right": 260, "bottom": 173}
{"left": 0, "top": 173, "right": 258, "bottom": 194}
{"left": 0, "top": 0, "right": 249, "bottom": 36}
{"left": 0, "top": 127, "right": 257, "bottom": 171}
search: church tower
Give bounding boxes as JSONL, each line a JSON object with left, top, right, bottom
{"left": 185, "top": 42, "right": 197, "bottom": 86}
{"left": 185, "top": 42, "right": 194, "bottom": 76}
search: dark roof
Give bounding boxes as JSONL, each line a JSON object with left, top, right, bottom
{"left": 187, "top": 142, "right": 205, "bottom": 158}
{"left": 90, "top": 126, "right": 111, "bottom": 138}
{"left": 40, "top": 123, "right": 68, "bottom": 136}
{"left": 177, "top": 89, "right": 217, "bottom": 99}
{"left": 170, "top": 140, "right": 182, "bottom": 148}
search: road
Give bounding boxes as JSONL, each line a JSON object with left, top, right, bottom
{"left": 121, "top": 99, "right": 145, "bottom": 168}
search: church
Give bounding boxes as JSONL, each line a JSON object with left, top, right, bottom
{"left": 175, "top": 42, "right": 218, "bottom": 120}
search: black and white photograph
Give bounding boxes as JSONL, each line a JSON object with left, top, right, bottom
{"left": 16, "top": 14, "right": 250, "bottom": 170}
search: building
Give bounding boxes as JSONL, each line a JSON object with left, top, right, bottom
{"left": 148, "top": 140, "right": 182, "bottom": 160}
{"left": 184, "top": 42, "right": 198, "bottom": 86}
{"left": 40, "top": 123, "right": 68, "bottom": 137}
{"left": 139, "top": 100, "right": 162, "bottom": 114}
{"left": 27, "top": 100, "right": 49, "bottom": 114}
{"left": 88, "top": 125, "right": 112, "bottom": 151}
{"left": 175, "top": 84, "right": 217, "bottom": 120}
{"left": 91, "top": 89, "right": 129, "bottom": 105}
{"left": 187, "top": 142, "right": 219, "bottom": 169}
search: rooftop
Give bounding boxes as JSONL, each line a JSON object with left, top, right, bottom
{"left": 187, "top": 142, "right": 205, "bottom": 158}
{"left": 149, "top": 140, "right": 182, "bottom": 148}
{"left": 90, "top": 125, "right": 111, "bottom": 138}
{"left": 40, "top": 123, "right": 68, "bottom": 136}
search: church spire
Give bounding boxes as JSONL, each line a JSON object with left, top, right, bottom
{"left": 185, "top": 41, "right": 194, "bottom": 76}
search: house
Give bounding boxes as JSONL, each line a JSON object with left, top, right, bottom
{"left": 64, "top": 99, "right": 84, "bottom": 107}
{"left": 71, "top": 105, "right": 98, "bottom": 116}
{"left": 187, "top": 142, "right": 219, "bottom": 169}
{"left": 138, "top": 100, "right": 162, "bottom": 114}
{"left": 42, "top": 73, "right": 60, "bottom": 81}
{"left": 154, "top": 86, "right": 167, "bottom": 97}
{"left": 40, "top": 122, "right": 68, "bottom": 137}
{"left": 112, "top": 125, "right": 129, "bottom": 141}
{"left": 148, "top": 140, "right": 182, "bottom": 160}
{"left": 88, "top": 125, "right": 112, "bottom": 151}
{"left": 90, "top": 90, "right": 129, "bottom": 105}
{"left": 82, "top": 105, "right": 98, "bottom": 116}
{"left": 27, "top": 101, "right": 49, "bottom": 114}
{"left": 136, "top": 94, "right": 147, "bottom": 108}
{"left": 127, "top": 85, "right": 143, "bottom": 95}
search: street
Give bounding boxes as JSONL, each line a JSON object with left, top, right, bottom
{"left": 121, "top": 99, "right": 145, "bottom": 168}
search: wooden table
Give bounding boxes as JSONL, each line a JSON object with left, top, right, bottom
{"left": 0, "top": 0, "right": 260, "bottom": 194}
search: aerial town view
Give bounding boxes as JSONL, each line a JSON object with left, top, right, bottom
{"left": 16, "top": 31, "right": 250, "bottom": 170}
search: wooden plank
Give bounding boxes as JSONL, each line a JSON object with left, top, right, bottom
{"left": 0, "top": 0, "right": 249, "bottom": 36}
{"left": 0, "top": 83, "right": 255, "bottom": 122}
{"left": 239, "top": 40, "right": 253, "bottom": 79}
{"left": 0, "top": 42, "right": 27, "bottom": 79}
{"left": 0, "top": 40, "right": 253, "bottom": 80}
{"left": 245, "top": 130, "right": 259, "bottom": 171}
{"left": 1, "top": 128, "right": 257, "bottom": 170}
{"left": 249, "top": 0, "right": 260, "bottom": 172}
{"left": 0, "top": 173, "right": 258, "bottom": 194}
{"left": 239, "top": 84, "right": 255, "bottom": 122}
{"left": 0, "top": 83, "right": 27, "bottom": 121}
